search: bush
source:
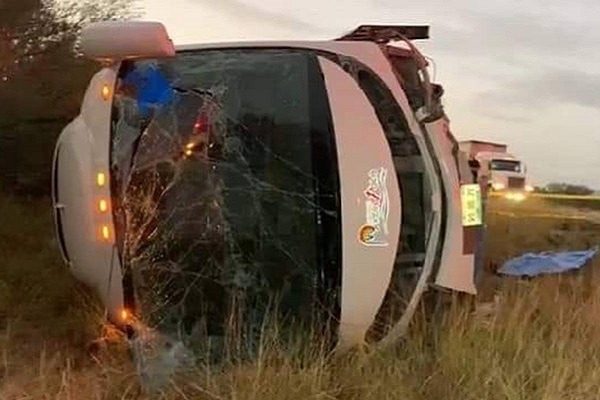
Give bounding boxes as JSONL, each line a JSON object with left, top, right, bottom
{"left": 543, "top": 182, "right": 595, "bottom": 196}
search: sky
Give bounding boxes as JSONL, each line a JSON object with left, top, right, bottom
{"left": 142, "top": 0, "right": 600, "bottom": 189}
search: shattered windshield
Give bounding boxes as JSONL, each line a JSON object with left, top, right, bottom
{"left": 109, "top": 49, "right": 341, "bottom": 362}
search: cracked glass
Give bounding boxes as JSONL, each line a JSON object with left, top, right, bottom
{"left": 109, "top": 50, "right": 342, "bottom": 373}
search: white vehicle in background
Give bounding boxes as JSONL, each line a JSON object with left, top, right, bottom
{"left": 460, "top": 140, "right": 533, "bottom": 201}
{"left": 51, "top": 21, "right": 484, "bottom": 369}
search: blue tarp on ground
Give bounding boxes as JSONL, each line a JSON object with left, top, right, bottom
{"left": 498, "top": 248, "right": 599, "bottom": 277}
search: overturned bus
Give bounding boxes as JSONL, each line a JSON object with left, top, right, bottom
{"left": 51, "top": 22, "right": 483, "bottom": 361}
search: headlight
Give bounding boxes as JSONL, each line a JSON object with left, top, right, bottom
{"left": 505, "top": 192, "right": 526, "bottom": 202}
{"left": 492, "top": 182, "right": 506, "bottom": 191}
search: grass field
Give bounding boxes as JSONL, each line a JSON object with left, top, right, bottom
{"left": 1, "top": 194, "right": 600, "bottom": 399}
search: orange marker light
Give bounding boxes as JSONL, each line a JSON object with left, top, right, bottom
{"left": 98, "top": 199, "right": 108, "bottom": 213}
{"left": 101, "top": 84, "right": 111, "bottom": 101}
{"left": 186, "top": 142, "right": 195, "bottom": 150}
{"left": 120, "top": 309, "right": 130, "bottom": 322}
{"left": 97, "top": 172, "right": 106, "bottom": 187}
{"left": 101, "top": 225, "right": 110, "bottom": 241}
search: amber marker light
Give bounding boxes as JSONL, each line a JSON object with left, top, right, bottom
{"left": 97, "top": 172, "right": 106, "bottom": 187}
{"left": 101, "top": 84, "right": 111, "bottom": 101}
{"left": 101, "top": 225, "right": 110, "bottom": 241}
{"left": 98, "top": 199, "right": 108, "bottom": 213}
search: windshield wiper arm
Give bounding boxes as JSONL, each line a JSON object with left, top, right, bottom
{"left": 171, "top": 86, "right": 214, "bottom": 97}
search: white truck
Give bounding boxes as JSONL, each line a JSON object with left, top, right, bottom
{"left": 459, "top": 140, "right": 532, "bottom": 201}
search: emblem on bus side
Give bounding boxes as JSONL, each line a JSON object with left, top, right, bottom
{"left": 358, "top": 167, "right": 390, "bottom": 247}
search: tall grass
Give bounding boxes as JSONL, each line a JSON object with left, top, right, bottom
{"left": 2, "top": 195, "right": 600, "bottom": 399}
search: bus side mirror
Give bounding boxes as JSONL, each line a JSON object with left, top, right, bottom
{"left": 80, "top": 21, "right": 176, "bottom": 63}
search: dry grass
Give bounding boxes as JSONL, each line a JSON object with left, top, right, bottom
{"left": 1, "top": 195, "right": 600, "bottom": 399}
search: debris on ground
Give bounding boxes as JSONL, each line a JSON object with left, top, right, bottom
{"left": 498, "top": 248, "right": 598, "bottom": 277}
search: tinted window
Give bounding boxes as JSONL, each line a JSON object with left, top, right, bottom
{"left": 110, "top": 50, "right": 341, "bottom": 350}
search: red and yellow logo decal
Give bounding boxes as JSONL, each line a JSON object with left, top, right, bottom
{"left": 358, "top": 167, "right": 389, "bottom": 247}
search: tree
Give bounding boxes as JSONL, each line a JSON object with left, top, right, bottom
{"left": 0, "top": 0, "right": 138, "bottom": 195}
{"left": 543, "top": 183, "right": 595, "bottom": 196}
{"left": 1, "top": 0, "right": 139, "bottom": 81}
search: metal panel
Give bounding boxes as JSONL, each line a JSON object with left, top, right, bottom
{"left": 336, "top": 25, "right": 430, "bottom": 42}
{"left": 508, "top": 177, "right": 526, "bottom": 189}
{"left": 427, "top": 119, "right": 477, "bottom": 294}
{"left": 318, "top": 56, "right": 402, "bottom": 347}
{"left": 55, "top": 67, "right": 124, "bottom": 322}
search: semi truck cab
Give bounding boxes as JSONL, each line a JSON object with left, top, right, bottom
{"left": 460, "top": 140, "right": 532, "bottom": 201}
